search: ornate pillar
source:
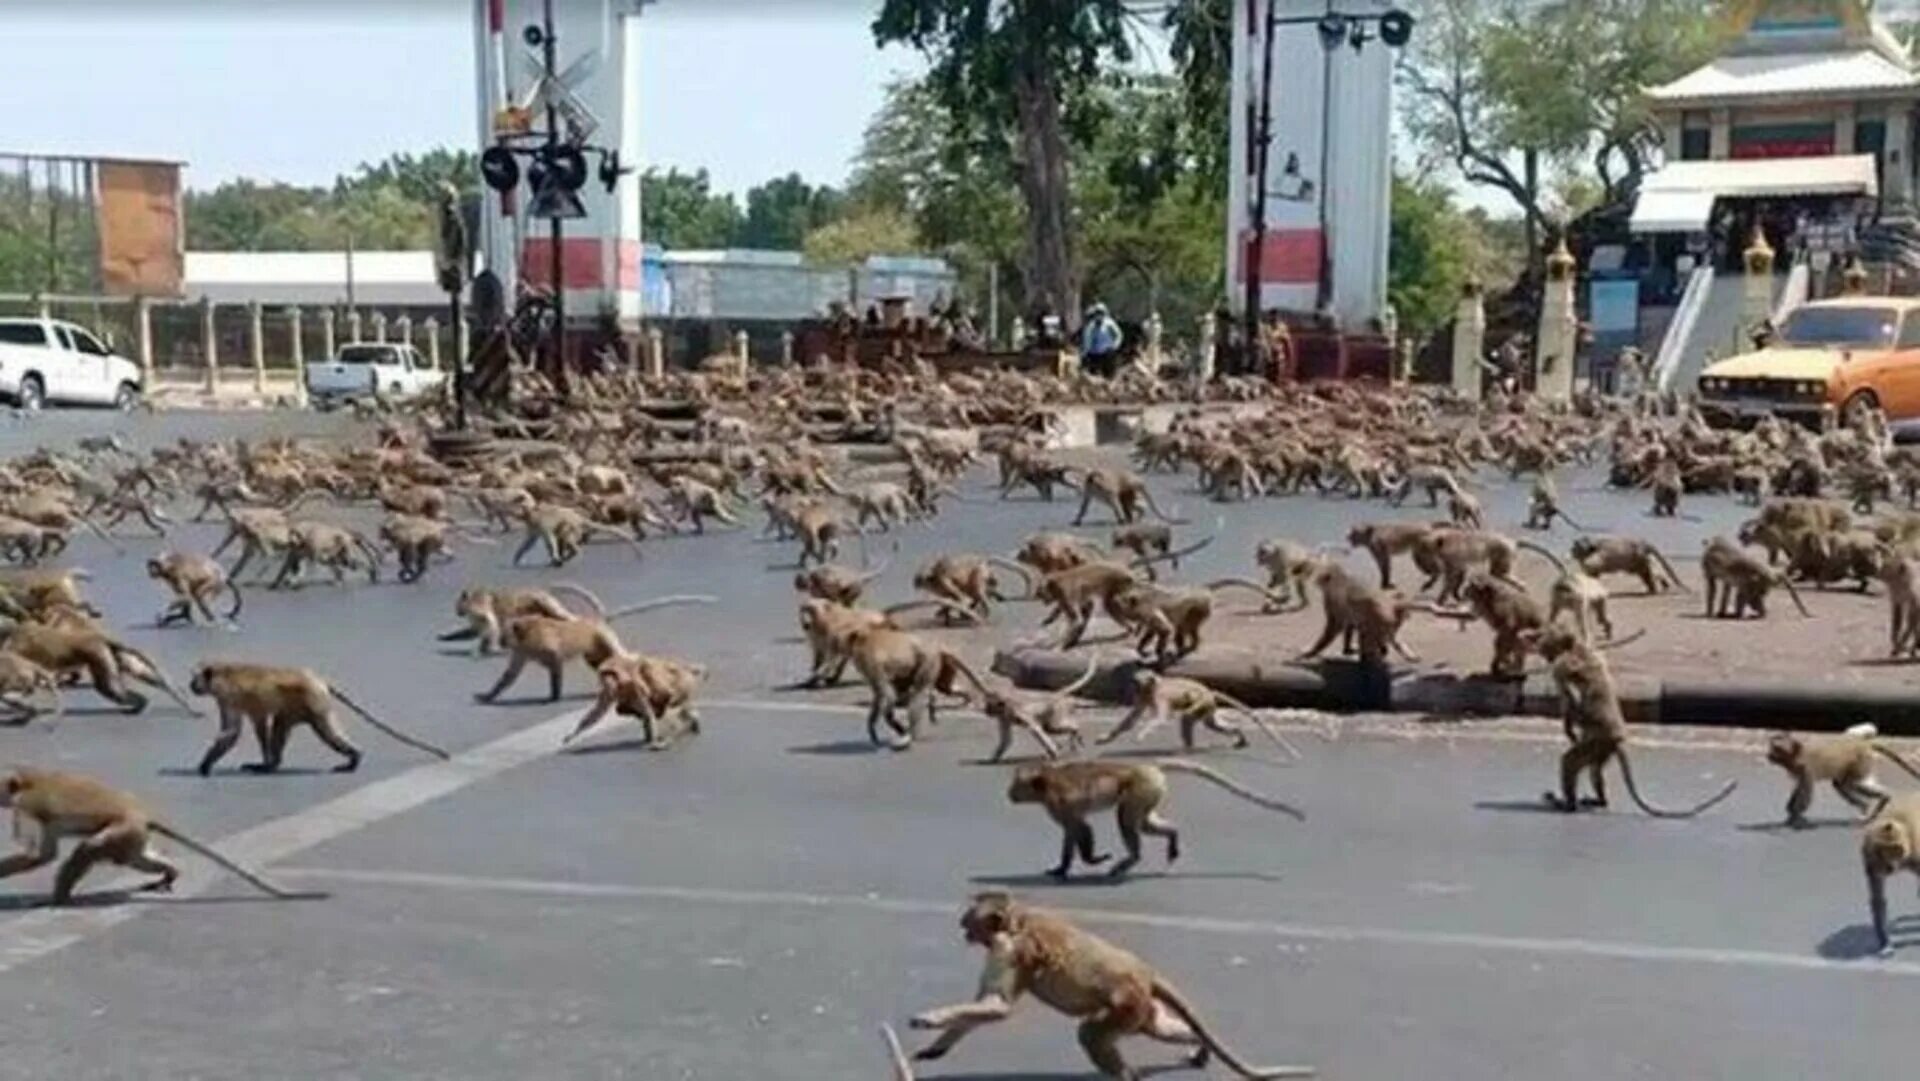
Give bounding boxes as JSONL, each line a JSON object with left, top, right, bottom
{"left": 1196, "top": 314, "right": 1217, "bottom": 383}
{"left": 1451, "top": 277, "right": 1485, "bottom": 398}
{"left": 287, "top": 307, "right": 307, "bottom": 407}
{"left": 248, "top": 300, "right": 266, "bottom": 393}
{"left": 1534, "top": 238, "right": 1578, "bottom": 402}
{"left": 1743, "top": 224, "right": 1776, "bottom": 338}
{"left": 200, "top": 298, "right": 220, "bottom": 394}
{"left": 133, "top": 295, "right": 154, "bottom": 386}
{"left": 646, "top": 325, "right": 665, "bottom": 379}
{"left": 320, "top": 307, "right": 337, "bottom": 361}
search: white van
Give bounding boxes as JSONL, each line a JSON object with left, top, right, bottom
{"left": 0, "top": 318, "right": 145, "bottom": 411}
{"left": 306, "top": 343, "right": 446, "bottom": 404}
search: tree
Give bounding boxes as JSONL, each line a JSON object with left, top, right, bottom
{"left": 803, "top": 206, "right": 921, "bottom": 266}
{"left": 1387, "top": 174, "right": 1469, "bottom": 344}
{"left": 873, "top": 0, "right": 1144, "bottom": 322}
{"left": 333, "top": 149, "right": 479, "bottom": 203}
{"left": 1162, "top": 0, "right": 1232, "bottom": 194}
{"left": 639, "top": 167, "right": 740, "bottom": 249}
{"left": 736, "top": 173, "right": 845, "bottom": 250}
{"left": 1400, "top": 0, "right": 1720, "bottom": 266}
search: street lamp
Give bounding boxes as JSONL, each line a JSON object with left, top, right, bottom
{"left": 1243, "top": 4, "right": 1413, "bottom": 376}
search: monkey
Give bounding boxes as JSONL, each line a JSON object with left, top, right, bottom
{"left": 1412, "top": 529, "right": 1542, "bottom": 604}
{"left": 1032, "top": 561, "right": 1143, "bottom": 650}
{"left": 1766, "top": 724, "right": 1920, "bottom": 828}
{"left": 0, "top": 514, "right": 71, "bottom": 564}
{"left": 1446, "top": 488, "right": 1486, "bottom": 530}
{"left": 1387, "top": 463, "right": 1461, "bottom": 508}
{"left": 1002, "top": 453, "right": 1078, "bottom": 502}
{"left": 0, "top": 767, "right": 320, "bottom": 905}
{"left": 912, "top": 553, "right": 1036, "bottom": 623}
{"left": 1732, "top": 462, "right": 1770, "bottom": 506}
{"left": 562, "top": 652, "right": 707, "bottom": 749}
{"left": 1346, "top": 521, "right": 1436, "bottom": 589}
{"left": 1252, "top": 538, "right": 1318, "bottom": 612}
{"left": 793, "top": 558, "right": 889, "bottom": 606}
{"left": 512, "top": 504, "right": 645, "bottom": 567}
{"left": 1015, "top": 531, "right": 1103, "bottom": 576}
{"left": 188, "top": 661, "right": 450, "bottom": 774}
{"left": 93, "top": 490, "right": 174, "bottom": 537}
{"left": 1105, "top": 584, "right": 1228, "bottom": 664}
{"left": 906, "top": 892, "right": 1314, "bottom": 1079}
{"left": 147, "top": 551, "right": 243, "bottom": 626}
{"left": 962, "top": 653, "right": 1100, "bottom": 763}
{"left": 1862, "top": 793, "right": 1920, "bottom": 955}
{"left": 269, "top": 521, "right": 384, "bottom": 589}
{"left": 1457, "top": 570, "right": 1549, "bottom": 678}
{"left": 845, "top": 481, "right": 920, "bottom": 532}
{"left": 1880, "top": 553, "right": 1920, "bottom": 658}
{"left": 1569, "top": 535, "right": 1688, "bottom": 595}
{"left": 848, "top": 623, "right": 984, "bottom": 749}
{"left": 0, "top": 651, "right": 60, "bottom": 725}
{"left": 665, "top": 475, "right": 743, "bottom": 534}
{"left": 791, "top": 597, "right": 970, "bottom": 690}
{"left": 1521, "top": 542, "right": 1615, "bottom": 643}
{"left": 1096, "top": 671, "right": 1290, "bottom": 753}
{"left": 210, "top": 506, "right": 294, "bottom": 583}
{"left": 792, "top": 501, "right": 848, "bottom": 567}
{"left": 1008, "top": 758, "right": 1304, "bottom": 880}
{"left": 463, "top": 485, "right": 538, "bottom": 532}
{"left": 375, "top": 481, "right": 449, "bottom": 519}
{"left": 475, "top": 596, "right": 716, "bottom": 702}
{"left": 1524, "top": 474, "right": 1587, "bottom": 531}
{"left": 379, "top": 514, "right": 491, "bottom": 583}
{"left": 0, "top": 622, "right": 196, "bottom": 715}
{"left": 1649, "top": 459, "right": 1683, "bottom": 518}
{"left": 1071, "top": 466, "right": 1182, "bottom": 526}
{"left": 1704, "top": 539, "right": 1812, "bottom": 619}
{"left": 1110, "top": 523, "right": 1177, "bottom": 580}
{"left": 1298, "top": 558, "right": 1436, "bottom": 665}
{"left": 0, "top": 566, "right": 96, "bottom": 618}
{"left": 1531, "top": 622, "right": 1738, "bottom": 818}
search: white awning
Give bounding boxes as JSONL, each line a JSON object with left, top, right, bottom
{"left": 1630, "top": 190, "right": 1717, "bottom": 234}
{"left": 1629, "top": 154, "right": 1879, "bottom": 234}
{"left": 1648, "top": 50, "right": 1919, "bottom": 105}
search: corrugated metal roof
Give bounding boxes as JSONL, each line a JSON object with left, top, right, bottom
{"left": 1649, "top": 48, "right": 1919, "bottom": 102}
{"left": 183, "top": 251, "right": 452, "bottom": 306}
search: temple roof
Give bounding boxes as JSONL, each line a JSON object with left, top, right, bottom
{"left": 1648, "top": 46, "right": 1920, "bottom": 103}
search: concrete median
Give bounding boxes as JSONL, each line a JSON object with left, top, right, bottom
{"left": 992, "top": 648, "right": 1920, "bottom": 735}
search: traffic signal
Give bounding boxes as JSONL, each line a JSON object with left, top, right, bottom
{"left": 1379, "top": 9, "right": 1415, "bottom": 47}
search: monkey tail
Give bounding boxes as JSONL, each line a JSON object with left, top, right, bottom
{"left": 1205, "top": 692, "right": 1305, "bottom": 764}
{"left": 1051, "top": 650, "right": 1102, "bottom": 700}
{"left": 882, "top": 597, "right": 981, "bottom": 625}
{"left": 149, "top": 822, "right": 326, "bottom": 900}
{"left": 330, "top": 687, "right": 452, "bottom": 760}
{"left": 1140, "top": 533, "right": 1215, "bottom": 568}
{"left": 879, "top": 1023, "right": 916, "bottom": 1081}
{"left": 1206, "top": 577, "right": 1285, "bottom": 607}
{"left": 1613, "top": 747, "right": 1738, "bottom": 819}
{"left": 1872, "top": 744, "right": 1920, "bottom": 784}
{"left": 1514, "top": 539, "right": 1568, "bottom": 576}
{"left": 1157, "top": 759, "right": 1305, "bottom": 819}
{"left": 546, "top": 582, "right": 609, "bottom": 618}
{"left": 984, "top": 556, "right": 1038, "bottom": 599}
{"left": 604, "top": 594, "right": 718, "bottom": 622}
{"left": 1650, "top": 548, "right": 1693, "bottom": 593}
{"left": 1149, "top": 979, "right": 1315, "bottom": 1079}
{"left": 1594, "top": 627, "right": 1648, "bottom": 652}
{"left": 1779, "top": 575, "right": 1813, "bottom": 617}
{"left": 1139, "top": 486, "right": 1188, "bottom": 525}
{"left": 113, "top": 645, "right": 201, "bottom": 715}
{"left": 942, "top": 652, "right": 994, "bottom": 700}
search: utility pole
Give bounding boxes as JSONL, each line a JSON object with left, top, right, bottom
{"left": 542, "top": 0, "right": 566, "bottom": 377}
{"left": 1243, "top": 0, "right": 1280, "bottom": 377}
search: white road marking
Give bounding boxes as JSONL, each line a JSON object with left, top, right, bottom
{"left": 0, "top": 708, "right": 588, "bottom": 974}
{"left": 277, "top": 865, "right": 1920, "bottom": 979}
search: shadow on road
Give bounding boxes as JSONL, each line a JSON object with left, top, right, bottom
{"left": 1473, "top": 798, "right": 1571, "bottom": 815}
{"left": 1735, "top": 816, "right": 1859, "bottom": 833}
{"left": 970, "top": 869, "right": 1286, "bottom": 889}
{"left": 788, "top": 739, "right": 891, "bottom": 757}
{"left": 155, "top": 766, "right": 330, "bottom": 778}
{"left": 1817, "top": 918, "right": 1920, "bottom": 961}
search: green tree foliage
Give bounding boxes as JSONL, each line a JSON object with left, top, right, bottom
{"left": 184, "top": 148, "right": 484, "bottom": 252}
{"left": 0, "top": 174, "right": 99, "bottom": 293}
{"left": 1401, "top": 0, "right": 1721, "bottom": 264}
{"left": 638, "top": 167, "right": 741, "bottom": 249}
{"left": 873, "top": 0, "right": 1146, "bottom": 320}
{"left": 803, "top": 205, "right": 922, "bottom": 265}
{"left": 737, "top": 173, "right": 846, "bottom": 250}
{"left": 1388, "top": 174, "right": 1469, "bottom": 344}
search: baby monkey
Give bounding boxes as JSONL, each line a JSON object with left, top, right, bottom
{"left": 1766, "top": 723, "right": 1920, "bottom": 828}
{"left": 1008, "top": 758, "right": 1304, "bottom": 879}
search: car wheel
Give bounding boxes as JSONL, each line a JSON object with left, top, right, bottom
{"left": 388, "top": 383, "right": 403, "bottom": 398}
{"left": 113, "top": 382, "right": 140, "bottom": 412}
{"left": 17, "top": 375, "right": 45, "bottom": 412}
{"left": 1843, "top": 390, "right": 1881, "bottom": 427}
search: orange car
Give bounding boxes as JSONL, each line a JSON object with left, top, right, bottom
{"left": 1697, "top": 296, "right": 1920, "bottom": 428}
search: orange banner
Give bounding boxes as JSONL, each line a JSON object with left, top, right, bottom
{"left": 96, "top": 161, "right": 183, "bottom": 297}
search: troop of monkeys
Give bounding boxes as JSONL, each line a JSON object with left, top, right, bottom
{"left": 11, "top": 366, "right": 1920, "bottom": 1079}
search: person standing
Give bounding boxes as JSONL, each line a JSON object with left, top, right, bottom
{"left": 1079, "top": 302, "right": 1123, "bottom": 378}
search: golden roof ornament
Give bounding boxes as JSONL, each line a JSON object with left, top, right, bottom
{"left": 1842, "top": 255, "right": 1870, "bottom": 295}
{"left": 1545, "top": 236, "right": 1576, "bottom": 282}
{"left": 1743, "top": 224, "right": 1775, "bottom": 275}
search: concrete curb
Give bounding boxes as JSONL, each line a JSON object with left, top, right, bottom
{"left": 992, "top": 649, "right": 1920, "bottom": 734}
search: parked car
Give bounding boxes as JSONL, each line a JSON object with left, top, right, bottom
{"left": 0, "top": 317, "right": 144, "bottom": 411}
{"left": 1697, "top": 296, "right": 1920, "bottom": 429}
{"left": 306, "top": 343, "right": 446, "bottom": 404}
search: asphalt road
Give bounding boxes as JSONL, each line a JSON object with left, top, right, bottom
{"left": 0, "top": 409, "right": 1907, "bottom": 1081}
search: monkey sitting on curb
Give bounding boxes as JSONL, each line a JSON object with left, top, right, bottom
{"left": 906, "top": 892, "right": 1314, "bottom": 1078}
{"left": 0, "top": 767, "right": 319, "bottom": 905}
{"left": 1765, "top": 724, "right": 1920, "bottom": 828}
{"left": 1007, "top": 758, "right": 1304, "bottom": 880}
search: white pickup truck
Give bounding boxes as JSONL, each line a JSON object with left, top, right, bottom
{"left": 306, "top": 342, "right": 446, "bottom": 404}
{"left": 0, "top": 317, "right": 144, "bottom": 411}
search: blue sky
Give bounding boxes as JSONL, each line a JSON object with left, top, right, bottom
{"left": 5, "top": 1, "right": 925, "bottom": 196}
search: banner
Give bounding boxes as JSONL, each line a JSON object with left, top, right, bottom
{"left": 95, "top": 161, "right": 183, "bottom": 297}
